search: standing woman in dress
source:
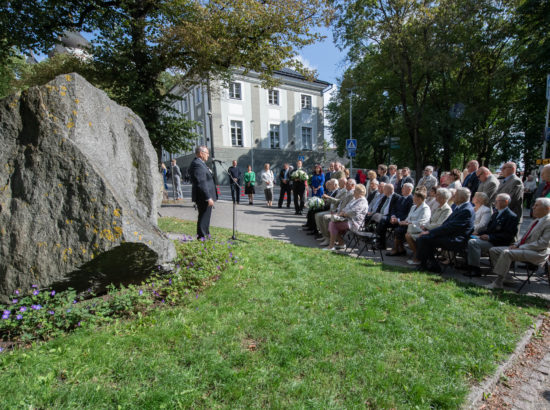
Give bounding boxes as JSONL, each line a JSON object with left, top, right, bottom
{"left": 244, "top": 165, "right": 256, "bottom": 205}
{"left": 311, "top": 164, "right": 325, "bottom": 198}
{"left": 261, "top": 163, "right": 275, "bottom": 207}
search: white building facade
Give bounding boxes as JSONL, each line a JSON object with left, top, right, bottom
{"left": 163, "top": 68, "right": 334, "bottom": 184}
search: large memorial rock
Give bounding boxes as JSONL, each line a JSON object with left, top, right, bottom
{"left": 0, "top": 73, "right": 176, "bottom": 299}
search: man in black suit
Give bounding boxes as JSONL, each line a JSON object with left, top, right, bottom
{"left": 278, "top": 163, "right": 292, "bottom": 208}
{"left": 292, "top": 160, "right": 306, "bottom": 215}
{"left": 395, "top": 167, "right": 414, "bottom": 195}
{"left": 228, "top": 160, "right": 242, "bottom": 204}
{"left": 372, "top": 184, "right": 401, "bottom": 249}
{"left": 189, "top": 146, "right": 217, "bottom": 239}
{"left": 462, "top": 160, "right": 480, "bottom": 197}
{"left": 465, "top": 193, "right": 518, "bottom": 277}
{"left": 415, "top": 187, "right": 475, "bottom": 272}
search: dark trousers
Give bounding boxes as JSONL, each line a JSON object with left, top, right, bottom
{"left": 197, "top": 201, "right": 213, "bottom": 239}
{"left": 293, "top": 182, "right": 305, "bottom": 213}
{"left": 278, "top": 183, "right": 292, "bottom": 207}
{"left": 416, "top": 235, "right": 462, "bottom": 267}
{"left": 375, "top": 217, "right": 391, "bottom": 247}
{"left": 230, "top": 183, "right": 240, "bottom": 203}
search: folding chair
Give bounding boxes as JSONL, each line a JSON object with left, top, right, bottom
{"left": 513, "top": 257, "right": 550, "bottom": 293}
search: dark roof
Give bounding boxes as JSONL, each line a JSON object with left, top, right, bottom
{"left": 273, "top": 67, "right": 331, "bottom": 87}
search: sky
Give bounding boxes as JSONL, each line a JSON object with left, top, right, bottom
{"left": 298, "top": 26, "right": 349, "bottom": 145}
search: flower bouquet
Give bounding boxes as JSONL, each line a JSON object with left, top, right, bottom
{"left": 291, "top": 169, "right": 308, "bottom": 182}
{"left": 306, "top": 196, "right": 325, "bottom": 210}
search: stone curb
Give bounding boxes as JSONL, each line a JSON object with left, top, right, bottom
{"left": 464, "top": 315, "right": 545, "bottom": 409}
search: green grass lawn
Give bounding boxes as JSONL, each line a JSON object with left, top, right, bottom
{"left": 0, "top": 217, "right": 547, "bottom": 408}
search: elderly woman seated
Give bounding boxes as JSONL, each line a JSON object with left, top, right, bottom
{"left": 388, "top": 188, "right": 431, "bottom": 256}
{"left": 405, "top": 187, "right": 453, "bottom": 264}
{"left": 472, "top": 191, "right": 492, "bottom": 234}
{"left": 425, "top": 186, "right": 439, "bottom": 213}
{"left": 324, "top": 184, "right": 368, "bottom": 251}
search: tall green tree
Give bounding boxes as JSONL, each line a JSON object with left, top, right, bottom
{"left": 2, "top": 0, "right": 332, "bottom": 157}
{"left": 330, "top": 0, "right": 520, "bottom": 174}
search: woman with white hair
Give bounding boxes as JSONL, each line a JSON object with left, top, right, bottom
{"left": 472, "top": 191, "right": 492, "bottom": 234}
{"left": 324, "top": 184, "right": 368, "bottom": 251}
{"left": 389, "top": 188, "right": 431, "bottom": 256}
{"left": 405, "top": 188, "right": 453, "bottom": 264}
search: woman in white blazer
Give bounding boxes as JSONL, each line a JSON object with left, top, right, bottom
{"left": 325, "top": 184, "right": 368, "bottom": 251}
{"left": 472, "top": 191, "right": 492, "bottom": 233}
{"left": 405, "top": 188, "right": 453, "bottom": 264}
{"left": 389, "top": 189, "right": 431, "bottom": 256}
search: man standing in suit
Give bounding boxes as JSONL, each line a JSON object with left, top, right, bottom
{"left": 278, "top": 163, "right": 292, "bottom": 208}
{"left": 415, "top": 187, "right": 475, "bottom": 272}
{"left": 462, "top": 160, "right": 480, "bottom": 197}
{"left": 495, "top": 162, "right": 524, "bottom": 229}
{"left": 189, "top": 146, "right": 217, "bottom": 239}
{"left": 476, "top": 167, "right": 500, "bottom": 207}
{"left": 292, "top": 160, "right": 307, "bottom": 215}
{"left": 465, "top": 193, "right": 518, "bottom": 277}
{"left": 487, "top": 197, "right": 550, "bottom": 289}
{"left": 228, "top": 160, "right": 242, "bottom": 204}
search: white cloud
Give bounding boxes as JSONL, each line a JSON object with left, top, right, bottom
{"left": 293, "top": 55, "right": 317, "bottom": 71}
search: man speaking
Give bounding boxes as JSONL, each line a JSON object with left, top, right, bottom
{"left": 189, "top": 145, "right": 217, "bottom": 239}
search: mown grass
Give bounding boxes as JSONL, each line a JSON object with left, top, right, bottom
{"left": 0, "top": 217, "right": 547, "bottom": 408}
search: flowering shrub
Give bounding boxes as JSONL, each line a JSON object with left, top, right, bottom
{"left": 0, "top": 236, "right": 237, "bottom": 345}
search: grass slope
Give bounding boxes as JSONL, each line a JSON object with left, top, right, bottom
{"left": 0, "top": 217, "right": 547, "bottom": 408}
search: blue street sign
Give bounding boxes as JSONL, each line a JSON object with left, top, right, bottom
{"left": 298, "top": 155, "right": 305, "bottom": 161}
{"left": 346, "top": 139, "right": 357, "bottom": 150}
{"left": 347, "top": 149, "right": 356, "bottom": 158}
{"left": 547, "top": 74, "right": 550, "bottom": 100}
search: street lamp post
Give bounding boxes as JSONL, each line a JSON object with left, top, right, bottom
{"left": 349, "top": 89, "right": 353, "bottom": 173}
{"left": 250, "top": 119, "right": 255, "bottom": 171}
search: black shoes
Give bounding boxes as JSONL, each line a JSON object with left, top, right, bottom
{"left": 465, "top": 267, "right": 481, "bottom": 277}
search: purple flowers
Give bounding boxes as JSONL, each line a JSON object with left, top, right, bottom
{"left": 168, "top": 278, "right": 172, "bottom": 285}
{"left": 14, "top": 290, "right": 19, "bottom": 295}
{"left": 2, "top": 310, "right": 10, "bottom": 320}
{"left": 31, "top": 304, "right": 42, "bottom": 310}
{"left": 51, "top": 290, "right": 56, "bottom": 296}
{"left": 139, "top": 290, "right": 143, "bottom": 296}
{"left": 73, "top": 300, "right": 77, "bottom": 304}
{"left": 31, "top": 284, "right": 38, "bottom": 288}
{"left": 33, "top": 290, "right": 39, "bottom": 296}
{"left": 16, "top": 315, "right": 22, "bottom": 320}
{"left": 19, "top": 307, "right": 27, "bottom": 312}
{"left": 48, "top": 310, "right": 55, "bottom": 315}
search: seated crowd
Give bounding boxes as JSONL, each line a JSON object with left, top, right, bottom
{"left": 299, "top": 161, "right": 550, "bottom": 290}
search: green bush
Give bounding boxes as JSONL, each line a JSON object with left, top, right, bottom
{"left": 0, "top": 236, "right": 237, "bottom": 345}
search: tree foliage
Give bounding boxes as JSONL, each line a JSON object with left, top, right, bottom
{"left": 1, "top": 0, "right": 332, "bottom": 156}
{"left": 328, "top": 0, "right": 540, "bottom": 174}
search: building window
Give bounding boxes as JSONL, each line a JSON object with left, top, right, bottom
{"left": 269, "top": 124, "right": 280, "bottom": 149}
{"left": 301, "top": 127, "right": 312, "bottom": 150}
{"left": 301, "top": 94, "right": 312, "bottom": 110}
{"left": 195, "top": 86, "right": 202, "bottom": 104}
{"left": 180, "top": 96, "right": 188, "bottom": 113}
{"left": 229, "top": 82, "right": 242, "bottom": 100}
{"left": 230, "top": 120, "right": 243, "bottom": 146}
{"left": 268, "top": 89, "right": 279, "bottom": 105}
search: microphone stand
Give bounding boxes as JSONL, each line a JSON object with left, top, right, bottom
{"left": 212, "top": 160, "right": 246, "bottom": 242}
